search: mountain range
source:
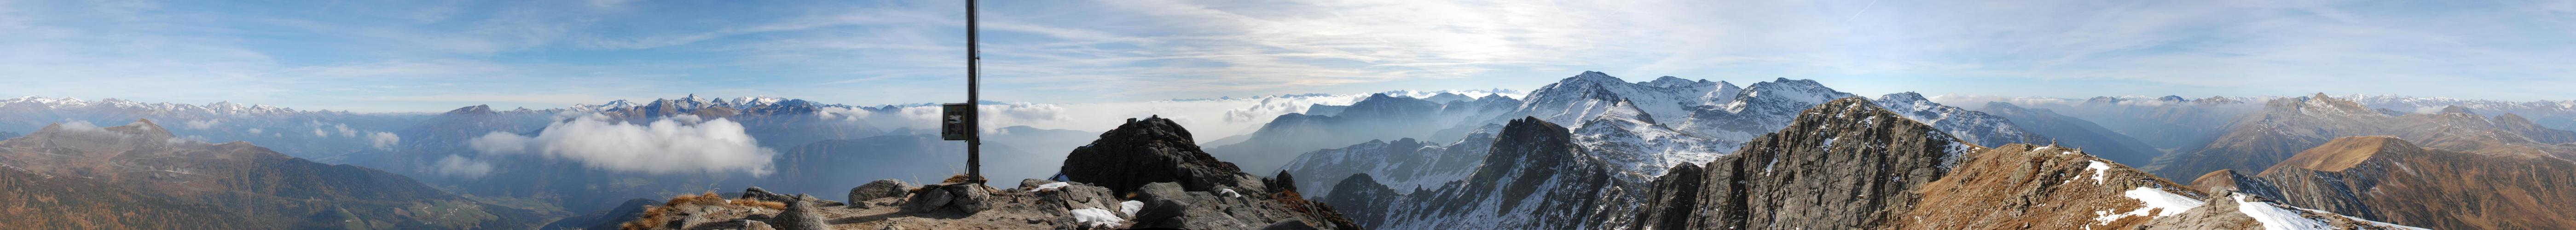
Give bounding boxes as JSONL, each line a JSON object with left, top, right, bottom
{"left": 9, "top": 70, "right": 2576, "bottom": 229}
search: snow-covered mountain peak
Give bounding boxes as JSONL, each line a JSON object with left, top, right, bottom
{"left": 1518, "top": 71, "right": 1707, "bottom": 127}
{"left": 1721, "top": 78, "right": 1854, "bottom": 113}
{"left": 1642, "top": 76, "right": 1702, "bottom": 88}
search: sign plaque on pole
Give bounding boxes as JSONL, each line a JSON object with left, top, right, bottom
{"left": 941, "top": 103, "right": 973, "bottom": 141}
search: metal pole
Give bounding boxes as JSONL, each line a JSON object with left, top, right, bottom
{"left": 964, "top": 0, "right": 984, "bottom": 184}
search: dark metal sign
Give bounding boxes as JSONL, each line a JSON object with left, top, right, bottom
{"left": 942, "top": 103, "right": 974, "bottom": 141}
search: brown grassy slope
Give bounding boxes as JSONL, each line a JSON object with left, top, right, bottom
{"left": 2255, "top": 136, "right": 2576, "bottom": 230}
{"left": 1895, "top": 144, "right": 2207, "bottom": 230}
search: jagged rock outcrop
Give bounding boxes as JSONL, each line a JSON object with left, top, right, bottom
{"left": 1627, "top": 97, "right": 1978, "bottom": 229}
{"left": 1062, "top": 115, "right": 1246, "bottom": 195}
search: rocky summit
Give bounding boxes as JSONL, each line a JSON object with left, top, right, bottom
{"left": 617, "top": 116, "right": 1356, "bottom": 230}
{"left": 1061, "top": 115, "right": 1245, "bottom": 195}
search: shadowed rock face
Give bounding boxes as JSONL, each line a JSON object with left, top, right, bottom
{"left": 1060, "top": 116, "right": 1243, "bottom": 195}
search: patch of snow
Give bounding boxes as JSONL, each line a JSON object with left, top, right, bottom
{"left": 1217, "top": 188, "right": 1242, "bottom": 198}
{"left": 2096, "top": 187, "right": 2208, "bottom": 224}
{"left": 2086, "top": 161, "right": 2112, "bottom": 184}
{"left": 1071, "top": 208, "right": 1124, "bottom": 228}
{"left": 2234, "top": 194, "right": 2331, "bottom": 230}
{"left": 1120, "top": 201, "right": 1143, "bottom": 217}
{"left": 1035, "top": 182, "right": 1070, "bottom": 191}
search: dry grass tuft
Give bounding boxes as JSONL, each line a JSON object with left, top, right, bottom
{"left": 729, "top": 199, "right": 787, "bottom": 210}
{"left": 626, "top": 191, "right": 731, "bottom": 230}
{"left": 941, "top": 174, "right": 976, "bottom": 184}
{"left": 620, "top": 205, "right": 667, "bottom": 230}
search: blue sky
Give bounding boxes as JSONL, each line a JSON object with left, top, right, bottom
{"left": 5, "top": 0, "right": 2576, "bottom": 112}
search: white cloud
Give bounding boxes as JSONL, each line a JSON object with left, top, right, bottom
{"left": 312, "top": 128, "right": 329, "bottom": 138}
{"left": 369, "top": 132, "right": 401, "bottom": 150}
{"left": 182, "top": 119, "right": 219, "bottom": 130}
{"left": 247, "top": 127, "right": 263, "bottom": 134}
{"left": 469, "top": 113, "right": 776, "bottom": 176}
{"left": 432, "top": 155, "right": 494, "bottom": 178}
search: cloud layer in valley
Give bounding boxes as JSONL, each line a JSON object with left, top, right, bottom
{"left": 469, "top": 114, "right": 776, "bottom": 176}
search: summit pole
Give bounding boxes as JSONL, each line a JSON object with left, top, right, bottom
{"left": 964, "top": 0, "right": 984, "bottom": 184}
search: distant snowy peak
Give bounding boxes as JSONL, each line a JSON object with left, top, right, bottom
{"left": 1573, "top": 100, "right": 1731, "bottom": 179}
{"left": 2279, "top": 93, "right": 2384, "bottom": 117}
{"left": 2, "top": 96, "right": 310, "bottom": 115}
{"left": 1871, "top": 92, "right": 2051, "bottom": 147}
{"left": 1517, "top": 71, "right": 1743, "bottom": 128}
{"left": 1723, "top": 78, "right": 1854, "bottom": 112}
{"left": 567, "top": 94, "right": 846, "bottom": 114}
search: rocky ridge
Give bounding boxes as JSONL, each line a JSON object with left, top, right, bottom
{"left": 2191, "top": 136, "right": 2576, "bottom": 230}
{"left": 1626, "top": 97, "right": 2417, "bottom": 230}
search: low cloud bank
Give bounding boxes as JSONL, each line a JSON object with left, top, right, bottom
{"left": 469, "top": 114, "right": 776, "bottom": 176}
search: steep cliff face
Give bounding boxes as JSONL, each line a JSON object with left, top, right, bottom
{"left": 1628, "top": 97, "right": 1979, "bottom": 230}
{"left": 2226, "top": 136, "right": 2576, "bottom": 230}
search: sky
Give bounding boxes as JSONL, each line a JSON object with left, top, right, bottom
{"left": 6, "top": 0, "right": 2576, "bottom": 112}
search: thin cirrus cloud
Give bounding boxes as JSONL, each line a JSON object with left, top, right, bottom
{"left": 2, "top": 0, "right": 2573, "bottom": 114}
